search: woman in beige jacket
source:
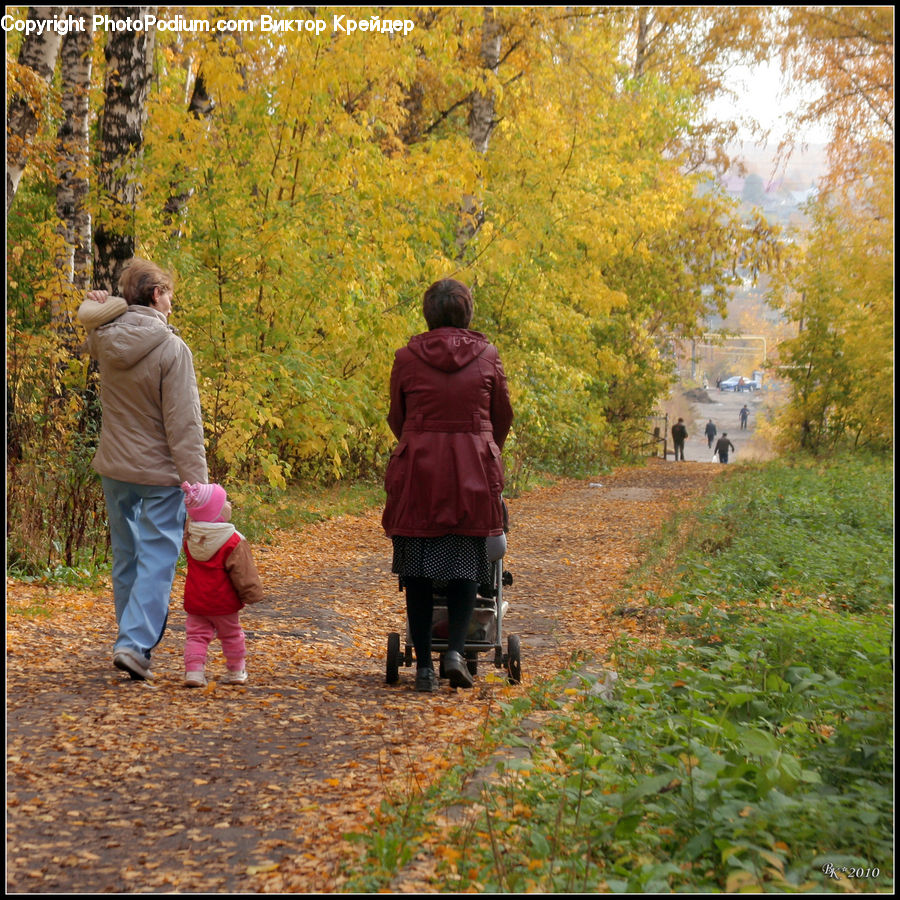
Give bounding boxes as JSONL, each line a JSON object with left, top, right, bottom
{"left": 79, "top": 258, "right": 208, "bottom": 681}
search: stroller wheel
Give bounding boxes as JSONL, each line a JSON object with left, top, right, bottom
{"left": 506, "top": 634, "right": 522, "bottom": 684}
{"left": 466, "top": 651, "right": 478, "bottom": 676}
{"left": 386, "top": 632, "right": 401, "bottom": 684}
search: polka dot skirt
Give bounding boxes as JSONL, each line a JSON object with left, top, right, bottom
{"left": 391, "top": 535, "right": 492, "bottom": 584}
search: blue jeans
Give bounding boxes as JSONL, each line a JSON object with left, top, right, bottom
{"left": 102, "top": 477, "right": 186, "bottom": 659}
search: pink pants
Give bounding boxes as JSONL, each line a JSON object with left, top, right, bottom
{"left": 184, "top": 611, "right": 246, "bottom": 672}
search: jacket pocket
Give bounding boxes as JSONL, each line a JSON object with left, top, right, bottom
{"left": 486, "top": 440, "right": 504, "bottom": 494}
{"left": 384, "top": 440, "right": 408, "bottom": 496}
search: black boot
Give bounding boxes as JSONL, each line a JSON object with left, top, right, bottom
{"left": 415, "top": 666, "right": 438, "bottom": 692}
{"left": 443, "top": 651, "right": 473, "bottom": 689}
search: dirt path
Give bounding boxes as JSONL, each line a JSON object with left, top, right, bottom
{"left": 6, "top": 460, "right": 720, "bottom": 893}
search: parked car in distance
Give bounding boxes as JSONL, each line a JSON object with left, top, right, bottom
{"left": 719, "top": 376, "right": 759, "bottom": 392}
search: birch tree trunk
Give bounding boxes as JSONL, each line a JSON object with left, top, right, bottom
{"left": 456, "top": 7, "right": 501, "bottom": 256}
{"left": 55, "top": 10, "right": 95, "bottom": 297}
{"left": 5, "top": 6, "right": 65, "bottom": 214}
{"left": 468, "top": 8, "right": 502, "bottom": 155}
{"left": 93, "top": 7, "right": 157, "bottom": 292}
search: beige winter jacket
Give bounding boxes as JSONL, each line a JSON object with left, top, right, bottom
{"left": 83, "top": 303, "right": 208, "bottom": 486}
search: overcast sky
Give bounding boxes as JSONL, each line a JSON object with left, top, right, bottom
{"left": 713, "top": 60, "right": 830, "bottom": 146}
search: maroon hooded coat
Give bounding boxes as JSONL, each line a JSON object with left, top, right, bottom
{"left": 382, "top": 328, "right": 513, "bottom": 538}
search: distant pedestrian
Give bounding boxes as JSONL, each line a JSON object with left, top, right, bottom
{"left": 715, "top": 433, "right": 736, "bottom": 463}
{"left": 704, "top": 418, "right": 717, "bottom": 448}
{"left": 671, "top": 418, "right": 688, "bottom": 461}
{"left": 739, "top": 405, "right": 749, "bottom": 430}
{"left": 181, "top": 481, "right": 264, "bottom": 687}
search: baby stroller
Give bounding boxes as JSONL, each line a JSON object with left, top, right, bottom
{"left": 385, "top": 505, "right": 521, "bottom": 686}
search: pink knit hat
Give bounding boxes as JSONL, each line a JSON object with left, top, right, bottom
{"left": 181, "top": 481, "right": 228, "bottom": 522}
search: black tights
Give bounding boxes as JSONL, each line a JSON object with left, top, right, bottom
{"left": 404, "top": 577, "right": 477, "bottom": 669}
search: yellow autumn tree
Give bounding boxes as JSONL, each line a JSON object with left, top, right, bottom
{"left": 444, "top": 8, "right": 780, "bottom": 468}
{"left": 138, "top": 8, "right": 480, "bottom": 485}
{"left": 778, "top": 6, "right": 893, "bottom": 189}
{"left": 6, "top": 6, "right": 803, "bottom": 569}
{"left": 767, "top": 6, "right": 893, "bottom": 452}
{"left": 125, "top": 6, "right": 789, "bottom": 481}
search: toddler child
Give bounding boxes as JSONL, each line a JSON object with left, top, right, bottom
{"left": 181, "top": 481, "right": 264, "bottom": 686}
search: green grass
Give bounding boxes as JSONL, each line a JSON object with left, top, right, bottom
{"left": 341, "top": 454, "right": 894, "bottom": 893}
{"left": 673, "top": 455, "right": 894, "bottom": 612}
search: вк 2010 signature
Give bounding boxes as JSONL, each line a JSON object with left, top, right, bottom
{"left": 822, "top": 863, "right": 880, "bottom": 879}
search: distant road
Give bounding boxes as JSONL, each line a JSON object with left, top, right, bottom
{"left": 678, "top": 386, "right": 777, "bottom": 464}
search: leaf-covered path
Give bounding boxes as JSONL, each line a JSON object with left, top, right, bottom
{"left": 6, "top": 460, "right": 719, "bottom": 893}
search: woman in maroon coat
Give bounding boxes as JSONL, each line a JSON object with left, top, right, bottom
{"left": 383, "top": 279, "right": 513, "bottom": 692}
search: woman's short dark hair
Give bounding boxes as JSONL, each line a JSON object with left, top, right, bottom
{"left": 422, "top": 279, "right": 473, "bottom": 330}
{"left": 117, "top": 258, "right": 175, "bottom": 306}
